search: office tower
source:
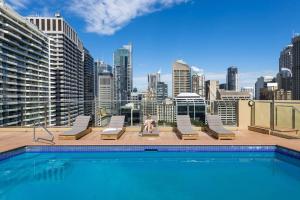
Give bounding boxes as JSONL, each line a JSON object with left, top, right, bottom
{"left": 148, "top": 71, "right": 161, "bottom": 95}
{"left": 113, "top": 44, "right": 133, "bottom": 109}
{"left": 96, "top": 72, "right": 114, "bottom": 114}
{"left": 95, "top": 60, "right": 112, "bottom": 73}
{"left": 255, "top": 76, "right": 276, "bottom": 100}
{"left": 279, "top": 45, "right": 293, "bottom": 71}
{"left": 276, "top": 68, "right": 292, "bottom": 91}
{"left": 83, "top": 48, "right": 94, "bottom": 117}
{"left": 157, "top": 82, "right": 168, "bottom": 102}
{"left": 205, "top": 80, "right": 219, "bottom": 101}
{"left": 226, "top": 66, "right": 239, "bottom": 91}
{"left": 241, "top": 87, "right": 254, "bottom": 99}
{"left": 172, "top": 60, "right": 191, "bottom": 97}
{"left": 27, "top": 14, "right": 84, "bottom": 126}
{"left": 292, "top": 35, "right": 300, "bottom": 100}
{"left": 191, "top": 67, "right": 205, "bottom": 97}
{"left": 0, "top": 2, "right": 50, "bottom": 126}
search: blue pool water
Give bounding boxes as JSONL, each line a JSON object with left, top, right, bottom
{"left": 1, "top": 151, "right": 300, "bottom": 200}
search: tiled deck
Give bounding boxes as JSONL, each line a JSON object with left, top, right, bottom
{"left": 1, "top": 128, "right": 300, "bottom": 152}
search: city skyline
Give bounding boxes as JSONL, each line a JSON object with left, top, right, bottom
{"left": 5, "top": 0, "right": 300, "bottom": 92}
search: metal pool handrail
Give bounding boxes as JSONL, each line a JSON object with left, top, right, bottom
{"left": 33, "top": 122, "right": 55, "bottom": 144}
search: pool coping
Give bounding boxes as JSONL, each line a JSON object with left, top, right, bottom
{"left": 1, "top": 145, "right": 300, "bottom": 161}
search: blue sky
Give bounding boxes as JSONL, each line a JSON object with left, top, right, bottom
{"left": 6, "top": 0, "right": 300, "bottom": 91}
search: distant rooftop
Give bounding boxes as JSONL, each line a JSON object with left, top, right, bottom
{"left": 176, "top": 59, "right": 187, "bottom": 65}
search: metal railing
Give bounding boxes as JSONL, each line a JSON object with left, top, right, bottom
{"left": 33, "top": 122, "right": 55, "bottom": 144}
{"left": 0, "top": 99, "right": 239, "bottom": 128}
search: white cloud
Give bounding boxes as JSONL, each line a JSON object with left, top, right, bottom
{"left": 68, "top": 0, "right": 189, "bottom": 35}
{"left": 6, "top": 0, "right": 31, "bottom": 9}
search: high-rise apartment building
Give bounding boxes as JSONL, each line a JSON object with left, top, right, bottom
{"left": 113, "top": 44, "right": 133, "bottom": 110}
{"left": 27, "top": 14, "right": 85, "bottom": 126}
{"left": 226, "top": 66, "right": 239, "bottom": 91}
{"left": 0, "top": 2, "right": 50, "bottom": 126}
{"left": 276, "top": 68, "right": 292, "bottom": 91}
{"left": 172, "top": 60, "right": 191, "bottom": 98}
{"left": 292, "top": 35, "right": 300, "bottom": 100}
{"left": 191, "top": 67, "right": 205, "bottom": 97}
{"left": 279, "top": 45, "right": 293, "bottom": 72}
{"left": 205, "top": 80, "right": 219, "bottom": 101}
{"left": 157, "top": 81, "right": 168, "bottom": 102}
{"left": 148, "top": 71, "right": 160, "bottom": 95}
{"left": 83, "top": 48, "right": 94, "bottom": 117}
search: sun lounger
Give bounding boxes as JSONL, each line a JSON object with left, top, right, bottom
{"left": 176, "top": 115, "right": 199, "bottom": 140}
{"left": 59, "top": 115, "right": 91, "bottom": 140}
{"left": 100, "top": 116, "right": 125, "bottom": 140}
{"left": 206, "top": 114, "right": 235, "bottom": 140}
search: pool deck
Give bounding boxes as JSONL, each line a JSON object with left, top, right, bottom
{"left": 0, "top": 128, "right": 300, "bottom": 153}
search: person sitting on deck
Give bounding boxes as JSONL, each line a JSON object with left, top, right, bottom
{"left": 144, "top": 115, "right": 155, "bottom": 133}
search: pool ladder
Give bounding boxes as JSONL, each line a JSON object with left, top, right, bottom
{"left": 33, "top": 122, "right": 55, "bottom": 144}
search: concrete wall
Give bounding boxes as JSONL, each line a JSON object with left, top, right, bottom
{"left": 254, "top": 101, "right": 270, "bottom": 128}
{"left": 237, "top": 100, "right": 251, "bottom": 130}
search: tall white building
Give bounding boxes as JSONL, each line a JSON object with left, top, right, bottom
{"left": 172, "top": 60, "right": 191, "bottom": 98}
{"left": 27, "top": 14, "right": 84, "bottom": 126}
{"left": 0, "top": 2, "right": 51, "bottom": 126}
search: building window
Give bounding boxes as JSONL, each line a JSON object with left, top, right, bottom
{"left": 41, "top": 19, "right": 45, "bottom": 30}
{"left": 36, "top": 19, "right": 39, "bottom": 28}
{"left": 52, "top": 19, "right": 56, "bottom": 31}
{"left": 47, "top": 19, "right": 50, "bottom": 31}
{"left": 58, "top": 19, "right": 61, "bottom": 31}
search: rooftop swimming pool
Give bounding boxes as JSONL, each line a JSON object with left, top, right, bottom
{"left": 1, "top": 146, "right": 300, "bottom": 200}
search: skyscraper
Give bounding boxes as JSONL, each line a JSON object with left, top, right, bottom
{"left": 27, "top": 14, "right": 85, "bottom": 126}
{"left": 157, "top": 82, "right": 168, "bottom": 102}
{"left": 83, "top": 48, "right": 94, "bottom": 117}
{"left": 279, "top": 45, "right": 293, "bottom": 72}
{"left": 191, "top": 67, "right": 205, "bottom": 98}
{"left": 226, "top": 66, "right": 239, "bottom": 91}
{"left": 148, "top": 71, "right": 161, "bottom": 95}
{"left": 0, "top": 2, "right": 50, "bottom": 126}
{"left": 113, "top": 44, "right": 133, "bottom": 110}
{"left": 292, "top": 35, "right": 300, "bottom": 100}
{"left": 276, "top": 68, "right": 292, "bottom": 91}
{"left": 172, "top": 60, "right": 191, "bottom": 97}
